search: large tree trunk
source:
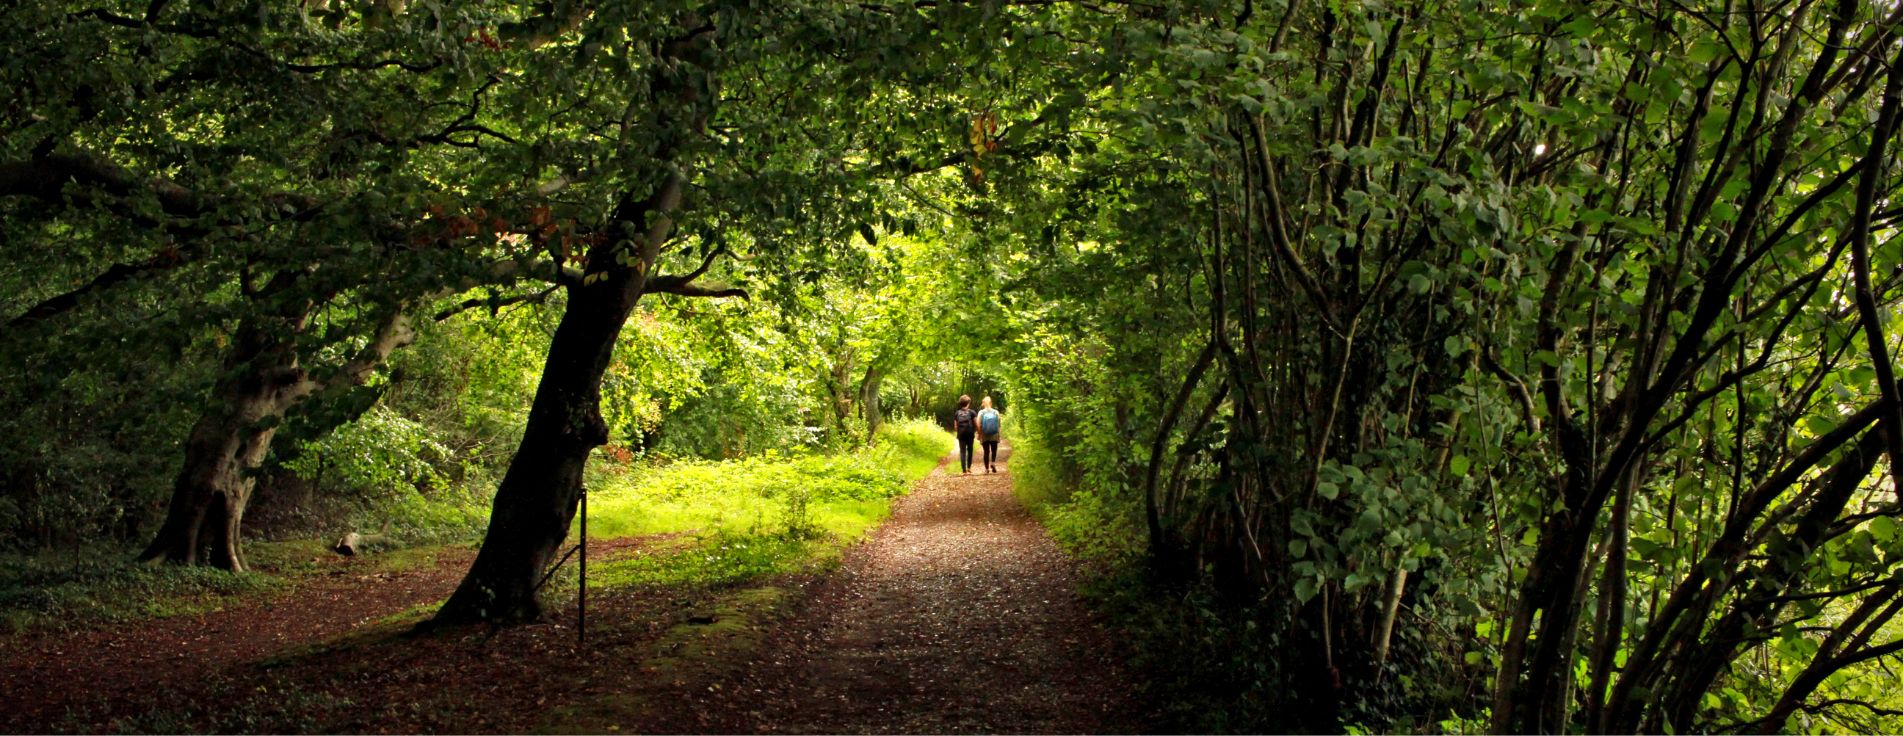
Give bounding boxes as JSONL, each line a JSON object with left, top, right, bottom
{"left": 136, "top": 304, "right": 304, "bottom": 571}
{"left": 137, "top": 382, "right": 283, "bottom": 570}
{"left": 430, "top": 267, "right": 649, "bottom": 623}
{"left": 432, "top": 20, "right": 713, "bottom": 625}
{"left": 137, "top": 300, "right": 413, "bottom": 571}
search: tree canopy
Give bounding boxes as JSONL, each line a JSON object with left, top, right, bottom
{"left": 8, "top": 0, "right": 1903, "bottom": 732}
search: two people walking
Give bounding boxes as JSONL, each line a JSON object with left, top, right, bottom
{"left": 951, "top": 394, "right": 1003, "bottom": 475}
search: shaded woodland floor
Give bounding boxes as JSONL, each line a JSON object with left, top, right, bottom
{"left": 0, "top": 448, "right": 1145, "bottom": 734}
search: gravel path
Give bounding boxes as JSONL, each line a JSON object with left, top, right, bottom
{"left": 704, "top": 444, "right": 1143, "bottom": 733}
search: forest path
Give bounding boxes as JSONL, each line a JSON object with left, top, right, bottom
{"left": 0, "top": 535, "right": 662, "bottom": 732}
{"left": 0, "top": 549, "right": 462, "bottom": 731}
{"left": 684, "top": 443, "right": 1143, "bottom": 733}
{"left": 0, "top": 445, "right": 1142, "bottom": 733}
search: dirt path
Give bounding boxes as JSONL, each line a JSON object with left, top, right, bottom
{"left": 695, "top": 444, "right": 1144, "bottom": 733}
{"left": 0, "top": 449, "right": 1143, "bottom": 733}
{"left": 0, "top": 536, "right": 661, "bottom": 732}
{"left": 0, "top": 549, "right": 466, "bottom": 731}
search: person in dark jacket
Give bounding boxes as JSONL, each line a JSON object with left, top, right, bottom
{"left": 952, "top": 394, "right": 978, "bottom": 475}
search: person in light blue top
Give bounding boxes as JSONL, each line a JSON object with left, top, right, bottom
{"left": 976, "top": 396, "right": 1002, "bottom": 473}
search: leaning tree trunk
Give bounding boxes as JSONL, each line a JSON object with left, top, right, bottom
{"left": 429, "top": 256, "right": 659, "bottom": 623}
{"left": 431, "top": 21, "right": 712, "bottom": 625}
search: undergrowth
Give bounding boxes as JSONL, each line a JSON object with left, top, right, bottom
{"left": 0, "top": 555, "right": 282, "bottom": 634}
{"left": 538, "top": 417, "right": 949, "bottom": 596}
{"left": 0, "top": 419, "right": 950, "bottom": 636}
{"left": 1008, "top": 429, "right": 1143, "bottom": 568}
{"left": 1010, "top": 426, "right": 1288, "bottom": 733}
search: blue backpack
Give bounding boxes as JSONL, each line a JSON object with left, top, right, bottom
{"left": 979, "top": 408, "right": 1001, "bottom": 435}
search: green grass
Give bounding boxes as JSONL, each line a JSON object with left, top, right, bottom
{"left": 0, "top": 420, "right": 950, "bottom": 636}
{"left": 585, "top": 534, "right": 826, "bottom": 590}
{"left": 554, "top": 418, "right": 951, "bottom": 594}
{"left": 575, "top": 418, "right": 947, "bottom": 545}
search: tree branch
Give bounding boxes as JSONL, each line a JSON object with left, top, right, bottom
{"left": 645, "top": 280, "right": 747, "bottom": 299}
{"left": 433, "top": 285, "right": 560, "bottom": 322}
{"left": 645, "top": 245, "right": 728, "bottom": 293}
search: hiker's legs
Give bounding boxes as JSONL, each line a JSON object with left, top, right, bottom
{"left": 958, "top": 435, "right": 974, "bottom": 472}
{"left": 982, "top": 440, "right": 998, "bottom": 470}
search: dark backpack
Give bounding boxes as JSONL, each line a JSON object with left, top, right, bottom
{"left": 954, "top": 409, "right": 976, "bottom": 434}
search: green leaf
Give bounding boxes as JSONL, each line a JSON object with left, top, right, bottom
{"left": 1869, "top": 516, "right": 1899, "bottom": 543}
{"left": 1689, "top": 39, "right": 1726, "bottom": 65}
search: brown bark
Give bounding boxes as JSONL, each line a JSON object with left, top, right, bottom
{"left": 430, "top": 20, "right": 715, "bottom": 626}
{"left": 137, "top": 299, "right": 415, "bottom": 571}
{"left": 429, "top": 259, "right": 654, "bottom": 623}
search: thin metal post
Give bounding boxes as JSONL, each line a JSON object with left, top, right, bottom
{"left": 579, "top": 486, "right": 588, "bottom": 648}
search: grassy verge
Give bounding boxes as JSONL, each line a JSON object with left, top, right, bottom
{"left": 0, "top": 538, "right": 469, "bottom": 635}
{"left": 0, "top": 420, "right": 949, "bottom": 639}
{"left": 1006, "top": 428, "right": 1144, "bottom": 568}
{"left": 0, "top": 554, "right": 283, "bottom": 635}
{"left": 550, "top": 417, "right": 951, "bottom": 594}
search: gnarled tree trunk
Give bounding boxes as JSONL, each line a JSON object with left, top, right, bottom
{"left": 137, "top": 359, "right": 288, "bottom": 570}
{"left": 138, "top": 299, "right": 414, "bottom": 571}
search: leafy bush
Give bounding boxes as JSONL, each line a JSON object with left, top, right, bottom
{"left": 282, "top": 405, "right": 452, "bottom": 501}
{"left": 279, "top": 405, "right": 489, "bottom": 544}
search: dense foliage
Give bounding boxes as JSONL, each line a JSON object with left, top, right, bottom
{"left": 7, "top": 0, "right": 1903, "bottom": 732}
{"left": 971, "top": 1, "right": 1903, "bottom": 733}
